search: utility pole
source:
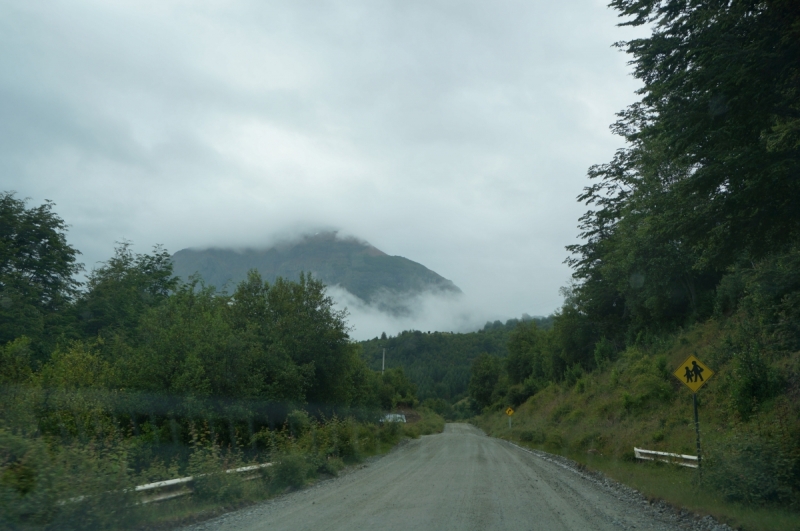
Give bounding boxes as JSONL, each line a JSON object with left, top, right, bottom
{"left": 382, "top": 349, "right": 385, "bottom": 374}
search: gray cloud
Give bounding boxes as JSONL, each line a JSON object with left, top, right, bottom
{"left": 1, "top": 0, "right": 646, "bottom": 331}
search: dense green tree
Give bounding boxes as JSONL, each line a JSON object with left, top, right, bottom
{"left": 567, "top": 1, "right": 800, "bottom": 343}
{"left": 468, "top": 353, "right": 502, "bottom": 411}
{"left": 263, "top": 273, "right": 356, "bottom": 405}
{"left": 74, "top": 242, "right": 178, "bottom": 338}
{"left": 122, "top": 281, "right": 265, "bottom": 399}
{"left": 609, "top": 0, "right": 800, "bottom": 264}
{"left": 0, "top": 192, "right": 82, "bottom": 354}
{"left": 377, "top": 367, "right": 417, "bottom": 410}
{"left": 506, "top": 321, "right": 540, "bottom": 385}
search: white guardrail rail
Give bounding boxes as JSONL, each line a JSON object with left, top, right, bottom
{"left": 134, "top": 463, "right": 273, "bottom": 504}
{"left": 62, "top": 462, "right": 273, "bottom": 506}
{"left": 634, "top": 447, "right": 698, "bottom": 468}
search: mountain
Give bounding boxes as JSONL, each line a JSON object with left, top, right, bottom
{"left": 171, "top": 232, "right": 461, "bottom": 313}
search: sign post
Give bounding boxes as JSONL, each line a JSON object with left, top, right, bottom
{"left": 505, "top": 406, "right": 514, "bottom": 429}
{"left": 672, "top": 355, "right": 714, "bottom": 469}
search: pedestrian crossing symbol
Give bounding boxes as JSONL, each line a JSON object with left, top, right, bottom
{"left": 505, "top": 407, "right": 514, "bottom": 416}
{"left": 673, "top": 355, "right": 714, "bottom": 392}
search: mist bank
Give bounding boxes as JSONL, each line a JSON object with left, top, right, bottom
{"left": 325, "top": 284, "right": 550, "bottom": 341}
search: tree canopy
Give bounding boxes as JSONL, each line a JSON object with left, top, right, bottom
{"left": 0, "top": 192, "right": 82, "bottom": 354}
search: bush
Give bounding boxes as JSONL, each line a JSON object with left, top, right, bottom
{"left": 287, "top": 410, "right": 311, "bottom": 438}
{"left": 728, "top": 344, "right": 783, "bottom": 419}
{"left": 380, "top": 420, "right": 402, "bottom": 443}
{"left": 187, "top": 434, "right": 245, "bottom": 503}
{"left": 0, "top": 429, "right": 137, "bottom": 531}
{"left": 518, "top": 429, "right": 545, "bottom": 444}
{"left": 318, "top": 456, "right": 345, "bottom": 476}
{"left": 271, "top": 453, "right": 310, "bottom": 490}
{"left": 421, "top": 398, "right": 454, "bottom": 420}
{"left": 505, "top": 384, "right": 530, "bottom": 407}
{"left": 705, "top": 436, "right": 799, "bottom": 508}
{"left": 402, "top": 424, "right": 420, "bottom": 439}
{"left": 415, "top": 410, "right": 445, "bottom": 435}
{"left": 593, "top": 337, "right": 617, "bottom": 368}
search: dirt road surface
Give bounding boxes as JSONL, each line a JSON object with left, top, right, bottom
{"left": 181, "top": 424, "right": 708, "bottom": 531}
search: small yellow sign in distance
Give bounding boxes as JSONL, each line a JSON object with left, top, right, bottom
{"left": 505, "top": 407, "right": 514, "bottom": 416}
{"left": 673, "top": 355, "right": 714, "bottom": 392}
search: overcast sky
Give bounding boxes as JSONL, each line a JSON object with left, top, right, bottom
{"left": 2, "top": 0, "right": 645, "bottom": 339}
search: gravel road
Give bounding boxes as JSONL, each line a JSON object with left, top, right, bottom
{"left": 181, "top": 423, "right": 732, "bottom": 531}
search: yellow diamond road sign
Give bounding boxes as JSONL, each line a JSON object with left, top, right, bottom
{"left": 505, "top": 407, "right": 514, "bottom": 416}
{"left": 673, "top": 355, "right": 714, "bottom": 392}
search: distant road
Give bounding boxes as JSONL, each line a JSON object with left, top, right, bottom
{"left": 181, "top": 424, "right": 687, "bottom": 531}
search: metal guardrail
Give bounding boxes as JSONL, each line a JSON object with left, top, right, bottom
{"left": 61, "top": 462, "right": 273, "bottom": 506}
{"left": 134, "top": 463, "right": 273, "bottom": 504}
{"left": 634, "top": 447, "right": 698, "bottom": 468}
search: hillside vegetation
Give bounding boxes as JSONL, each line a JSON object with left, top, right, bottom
{"left": 466, "top": 1, "right": 800, "bottom": 526}
{"left": 472, "top": 317, "right": 799, "bottom": 530}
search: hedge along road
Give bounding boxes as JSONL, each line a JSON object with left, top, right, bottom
{"left": 181, "top": 424, "right": 692, "bottom": 531}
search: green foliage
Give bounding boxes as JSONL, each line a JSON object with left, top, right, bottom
{"left": 0, "top": 428, "right": 138, "bottom": 531}
{"left": 518, "top": 429, "right": 545, "bottom": 444}
{"left": 378, "top": 367, "right": 417, "bottom": 410}
{"left": 506, "top": 320, "right": 548, "bottom": 384}
{"left": 74, "top": 242, "right": 177, "bottom": 338}
{"left": 0, "top": 193, "right": 83, "bottom": 357}
{"left": 468, "top": 353, "right": 502, "bottom": 411}
{"left": 706, "top": 435, "right": 800, "bottom": 508}
{"left": 412, "top": 409, "right": 446, "bottom": 436}
{"left": 420, "top": 398, "right": 454, "bottom": 419}
{"left": 359, "top": 316, "right": 550, "bottom": 403}
{"left": 271, "top": 453, "right": 310, "bottom": 490}
{"left": 564, "top": 0, "right": 800, "bottom": 349}
{"left": 287, "top": 410, "right": 311, "bottom": 438}
{"left": 0, "top": 336, "right": 33, "bottom": 385}
{"left": 187, "top": 424, "right": 246, "bottom": 503}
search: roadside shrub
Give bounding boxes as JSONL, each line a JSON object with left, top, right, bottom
{"left": 319, "top": 456, "right": 345, "bottom": 476}
{"left": 402, "top": 424, "right": 420, "bottom": 439}
{"left": 0, "top": 429, "right": 137, "bottom": 531}
{"left": 380, "top": 420, "right": 402, "bottom": 443}
{"left": 287, "top": 410, "right": 311, "bottom": 438}
{"left": 544, "top": 433, "right": 564, "bottom": 450}
{"left": 415, "top": 410, "right": 445, "bottom": 435}
{"left": 187, "top": 431, "right": 245, "bottom": 503}
{"left": 575, "top": 431, "right": 602, "bottom": 450}
{"left": 518, "top": 429, "right": 545, "bottom": 444}
{"left": 271, "top": 453, "right": 310, "bottom": 489}
{"left": 705, "top": 436, "right": 799, "bottom": 508}
{"left": 728, "top": 344, "right": 782, "bottom": 419}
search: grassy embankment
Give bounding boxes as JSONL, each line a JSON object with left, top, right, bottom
{"left": 473, "top": 320, "right": 799, "bottom": 531}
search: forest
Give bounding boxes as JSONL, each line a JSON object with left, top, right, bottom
{"left": 358, "top": 315, "right": 553, "bottom": 407}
